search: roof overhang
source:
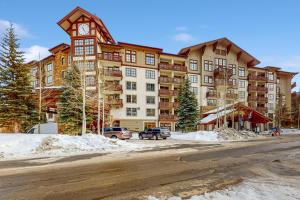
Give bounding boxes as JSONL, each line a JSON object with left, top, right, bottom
{"left": 118, "top": 42, "right": 163, "bottom": 53}
{"left": 179, "top": 37, "right": 260, "bottom": 67}
{"left": 57, "top": 6, "right": 115, "bottom": 44}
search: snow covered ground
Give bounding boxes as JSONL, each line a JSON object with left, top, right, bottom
{"left": 0, "top": 133, "right": 144, "bottom": 160}
{"left": 170, "top": 131, "right": 219, "bottom": 142}
{"left": 281, "top": 128, "right": 300, "bottom": 135}
{"left": 148, "top": 177, "right": 300, "bottom": 200}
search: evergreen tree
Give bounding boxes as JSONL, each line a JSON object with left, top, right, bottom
{"left": 176, "top": 79, "right": 199, "bottom": 132}
{"left": 0, "top": 24, "right": 38, "bottom": 132}
{"left": 58, "top": 64, "right": 93, "bottom": 135}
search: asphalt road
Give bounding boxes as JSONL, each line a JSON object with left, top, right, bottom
{"left": 0, "top": 135, "right": 300, "bottom": 200}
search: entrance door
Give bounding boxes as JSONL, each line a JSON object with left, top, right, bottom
{"left": 144, "top": 122, "right": 156, "bottom": 130}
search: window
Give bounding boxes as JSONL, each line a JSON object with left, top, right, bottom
{"left": 47, "top": 63, "right": 53, "bottom": 72}
{"left": 85, "top": 46, "right": 94, "bottom": 55}
{"left": 125, "top": 68, "right": 137, "bottom": 77}
{"left": 268, "top": 94, "right": 274, "bottom": 101}
{"left": 232, "top": 79, "right": 237, "bottom": 86}
{"left": 145, "top": 53, "right": 155, "bottom": 65}
{"left": 74, "top": 39, "right": 83, "bottom": 46}
{"left": 268, "top": 72, "right": 274, "bottom": 81}
{"left": 47, "top": 75, "right": 53, "bottom": 84}
{"left": 146, "top": 96, "right": 155, "bottom": 104}
{"left": 125, "top": 50, "right": 136, "bottom": 63}
{"left": 189, "top": 59, "right": 198, "bottom": 71}
{"left": 126, "top": 95, "right": 137, "bottom": 103}
{"left": 204, "top": 60, "right": 213, "bottom": 71}
{"left": 86, "top": 76, "right": 95, "bottom": 86}
{"left": 191, "top": 87, "right": 198, "bottom": 95}
{"left": 146, "top": 83, "right": 155, "bottom": 91}
{"left": 75, "top": 47, "right": 84, "bottom": 55}
{"left": 126, "top": 81, "right": 137, "bottom": 90}
{"left": 268, "top": 103, "right": 274, "bottom": 111}
{"left": 268, "top": 83, "right": 274, "bottom": 91}
{"left": 189, "top": 75, "right": 198, "bottom": 83}
{"left": 126, "top": 108, "right": 137, "bottom": 116}
{"left": 238, "top": 91, "right": 245, "bottom": 99}
{"left": 215, "top": 58, "right": 227, "bottom": 67}
{"left": 145, "top": 70, "right": 155, "bottom": 79}
{"left": 61, "top": 57, "right": 65, "bottom": 65}
{"left": 32, "top": 67, "right": 38, "bottom": 76}
{"left": 229, "top": 64, "right": 236, "bottom": 75}
{"left": 85, "top": 39, "right": 94, "bottom": 45}
{"left": 86, "top": 61, "right": 95, "bottom": 71}
{"left": 146, "top": 108, "right": 155, "bottom": 117}
{"left": 238, "top": 67, "right": 245, "bottom": 77}
{"left": 207, "top": 99, "right": 217, "bottom": 106}
{"left": 204, "top": 75, "right": 213, "bottom": 84}
{"left": 238, "top": 80, "right": 245, "bottom": 88}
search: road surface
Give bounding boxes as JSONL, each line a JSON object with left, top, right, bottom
{"left": 0, "top": 135, "right": 299, "bottom": 200}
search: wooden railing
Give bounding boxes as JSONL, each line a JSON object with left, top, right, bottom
{"left": 98, "top": 53, "right": 122, "bottom": 62}
{"left": 159, "top": 114, "right": 178, "bottom": 121}
{"left": 104, "top": 69, "right": 122, "bottom": 77}
{"left": 159, "top": 63, "right": 186, "bottom": 72}
{"left": 159, "top": 77, "right": 184, "bottom": 84}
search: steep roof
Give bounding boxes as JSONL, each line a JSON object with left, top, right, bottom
{"left": 179, "top": 37, "right": 260, "bottom": 67}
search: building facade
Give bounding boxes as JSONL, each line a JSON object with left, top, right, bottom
{"left": 28, "top": 7, "right": 297, "bottom": 131}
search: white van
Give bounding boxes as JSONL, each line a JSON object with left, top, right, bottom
{"left": 27, "top": 123, "right": 59, "bottom": 134}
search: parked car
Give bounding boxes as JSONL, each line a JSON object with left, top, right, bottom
{"left": 138, "top": 128, "right": 171, "bottom": 140}
{"left": 104, "top": 127, "right": 132, "bottom": 139}
{"left": 27, "top": 123, "right": 58, "bottom": 134}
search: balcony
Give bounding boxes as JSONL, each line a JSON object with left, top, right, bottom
{"left": 248, "top": 96, "right": 257, "bottom": 102}
{"left": 206, "top": 91, "right": 218, "bottom": 98}
{"left": 248, "top": 75, "right": 267, "bottom": 82}
{"left": 226, "top": 93, "right": 238, "bottom": 99}
{"left": 108, "top": 99, "right": 123, "bottom": 108}
{"left": 159, "top": 77, "right": 184, "bottom": 85}
{"left": 159, "top": 63, "right": 186, "bottom": 72}
{"left": 247, "top": 85, "right": 256, "bottom": 92}
{"left": 257, "top": 87, "right": 268, "bottom": 93}
{"left": 98, "top": 53, "right": 122, "bottom": 62}
{"left": 104, "top": 69, "right": 122, "bottom": 80}
{"left": 103, "top": 84, "right": 123, "bottom": 94}
{"left": 256, "top": 107, "right": 267, "bottom": 113}
{"left": 159, "top": 89, "right": 179, "bottom": 96}
{"left": 214, "top": 67, "right": 233, "bottom": 78}
{"left": 159, "top": 102, "right": 173, "bottom": 109}
{"left": 159, "top": 114, "right": 178, "bottom": 121}
{"left": 257, "top": 96, "right": 268, "bottom": 102}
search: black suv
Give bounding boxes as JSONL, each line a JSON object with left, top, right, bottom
{"left": 138, "top": 127, "right": 171, "bottom": 140}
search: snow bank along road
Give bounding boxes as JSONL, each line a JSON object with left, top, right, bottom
{"left": 0, "top": 135, "right": 299, "bottom": 200}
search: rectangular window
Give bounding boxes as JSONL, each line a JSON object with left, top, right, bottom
{"left": 85, "top": 46, "right": 94, "bottom": 55}
{"left": 268, "top": 83, "right": 274, "bottom": 91}
{"left": 268, "top": 72, "right": 274, "bottom": 81}
{"left": 126, "top": 108, "right": 137, "bottom": 116}
{"left": 268, "top": 94, "right": 274, "bottom": 101}
{"left": 207, "top": 99, "right": 217, "bottom": 106}
{"left": 146, "top": 96, "right": 155, "bottom": 104}
{"left": 191, "top": 87, "right": 198, "bottom": 95}
{"left": 268, "top": 103, "right": 274, "bottom": 111}
{"left": 125, "top": 50, "right": 136, "bottom": 63}
{"left": 238, "top": 80, "right": 245, "bottom": 88}
{"left": 86, "top": 61, "right": 95, "bottom": 71}
{"left": 86, "top": 76, "right": 95, "bottom": 86}
{"left": 145, "top": 70, "right": 155, "bottom": 79}
{"left": 145, "top": 53, "right": 155, "bottom": 65}
{"left": 146, "top": 108, "right": 155, "bottom": 117}
{"left": 204, "top": 75, "right": 213, "bottom": 84}
{"left": 215, "top": 58, "right": 227, "bottom": 68}
{"left": 189, "top": 59, "right": 198, "bottom": 71}
{"left": 238, "top": 67, "right": 245, "bottom": 77}
{"left": 47, "top": 75, "right": 53, "bottom": 84}
{"left": 238, "top": 91, "right": 245, "bottom": 99}
{"left": 204, "top": 60, "right": 213, "bottom": 71}
{"left": 74, "top": 39, "right": 83, "bottom": 46}
{"left": 126, "top": 95, "right": 137, "bottom": 103}
{"left": 75, "top": 47, "right": 84, "bottom": 55}
{"left": 47, "top": 63, "right": 53, "bottom": 72}
{"left": 126, "top": 81, "right": 137, "bottom": 90}
{"left": 189, "top": 75, "right": 198, "bottom": 83}
{"left": 125, "top": 68, "right": 137, "bottom": 77}
{"left": 228, "top": 64, "right": 236, "bottom": 75}
{"left": 32, "top": 67, "right": 38, "bottom": 76}
{"left": 85, "top": 39, "right": 94, "bottom": 45}
{"left": 146, "top": 83, "right": 155, "bottom": 91}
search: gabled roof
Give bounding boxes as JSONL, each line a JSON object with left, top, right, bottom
{"left": 179, "top": 37, "right": 260, "bottom": 67}
{"left": 57, "top": 6, "right": 115, "bottom": 44}
{"left": 49, "top": 43, "right": 70, "bottom": 54}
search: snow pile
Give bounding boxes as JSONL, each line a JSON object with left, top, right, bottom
{"left": 148, "top": 178, "right": 300, "bottom": 200}
{"left": 215, "top": 127, "right": 258, "bottom": 141}
{"left": 0, "top": 133, "right": 139, "bottom": 160}
{"left": 281, "top": 129, "right": 300, "bottom": 135}
{"left": 171, "top": 131, "right": 218, "bottom": 142}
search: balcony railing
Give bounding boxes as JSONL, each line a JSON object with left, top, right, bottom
{"left": 159, "top": 63, "right": 186, "bottom": 72}
{"left": 248, "top": 75, "right": 267, "bottom": 82}
{"left": 257, "top": 87, "right": 268, "bottom": 92}
{"left": 206, "top": 91, "right": 218, "bottom": 98}
{"left": 214, "top": 67, "right": 233, "bottom": 78}
{"left": 104, "top": 84, "right": 122, "bottom": 92}
{"left": 159, "top": 102, "right": 173, "bottom": 108}
{"left": 98, "top": 53, "right": 122, "bottom": 62}
{"left": 226, "top": 93, "right": 238, "bottom": 99}
{"left": 159, "top": 77, "right": 184, "bottom": 84}
{"left": 159, "top": 89, "right": 179, "bottom": 96}
{"left": 104, "top": 69, "right": 122, "bottom": 78}
{"left": 108, "top": 99, "right": 123, "bottom": 107}
{"left": 159, "top": 114, "right": 178, "bottom": 121}
{"left": 248, "top": 85, "right": 257, "bottom": 92}
{"left": 257, "top": 96, "right": 268, "bottom": 102}
{"left": 248, "top": 96, "right": 257, "bottom": 102}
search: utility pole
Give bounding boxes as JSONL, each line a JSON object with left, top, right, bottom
{"left": 102, "top": 96, "right": 105, "bottom": 135}
{"left": 97, "top": 64, "right": 101, "bottom": 135}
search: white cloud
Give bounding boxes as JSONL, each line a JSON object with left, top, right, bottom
{"left": 175, "top": 26, "right": 187, "bottom": 31}
{"left": 23, "top": 45, "right": 50, "bottom": 62}
{"left": 0, "top": 19, "right": 31, "bottom": 38}
{"left": 173, "top": 33, "right": 196, "bottom": 42}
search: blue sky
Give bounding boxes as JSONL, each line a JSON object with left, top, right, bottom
{"left": 0, "top": 0, "right": 299, "bottom": 90}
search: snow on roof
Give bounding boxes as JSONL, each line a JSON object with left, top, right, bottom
{"left": 204, "top": 104, "right": 234, "bottom": 115}
{"left": 200, "top": 109, "right": 234, "bottom": 124}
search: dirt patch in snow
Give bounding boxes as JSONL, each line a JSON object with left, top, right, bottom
{"left": 35, "top": 136, "right": 62, "bottom": 153}
{"left": 215, "top": 127, "right": 258, "bottom": 141}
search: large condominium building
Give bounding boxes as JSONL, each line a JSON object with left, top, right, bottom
{"left": 27, "top": 7, "right": 297, "bottom": 131}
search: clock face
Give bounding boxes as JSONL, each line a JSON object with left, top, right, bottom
{"left": 78, "top": 23, "right": 89, "bottom": 35}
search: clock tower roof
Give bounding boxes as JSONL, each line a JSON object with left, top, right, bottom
{"left": 57, "top": 6, "right": 115, "bottom": 44}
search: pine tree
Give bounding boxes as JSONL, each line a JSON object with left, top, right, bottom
{"left": 0, "top": 24, "right": 38, "bottom": 132}
{"left": 176, "top": 79, "right": 199, "bottom": 132}
{"left": 58, "top": 64, "right": 93, "bottom": 135}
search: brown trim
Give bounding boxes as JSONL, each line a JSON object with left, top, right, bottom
{"left": 160, "top": 52, "right": 186, "bottom": 58}
{"left": 122, "top": 63, "right": 158, "bottom": 70}
{"left": 118, "top": 42, "right": 163, "bottom": 52}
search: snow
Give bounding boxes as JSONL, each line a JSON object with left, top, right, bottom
{"left": 0, "top": 133, "right": 142, "bottom": 160}
{"left": 148, "top": 178, "right": 300, "bottom": 200}
{"left": 171, "top": 131, "right": 218, "bottom": 142}
{"left": 199, "top": 109, "right": 234, "bottom": 124}
{"left": 281, "top": 128, "right": 300, "bottom": 135}
{"left": 203, "top": 104, "right": 234, "bottom": 115}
